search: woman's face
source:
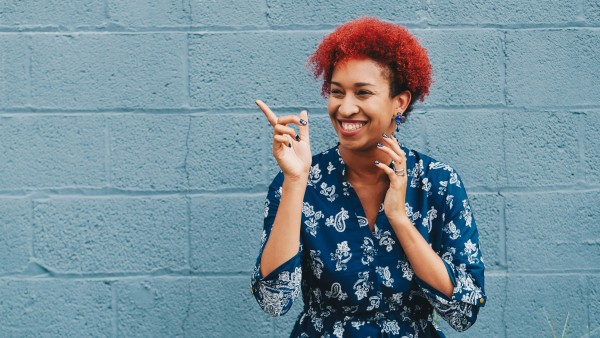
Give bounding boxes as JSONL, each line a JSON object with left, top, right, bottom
{"left": 327, "top": 58, "right": 404, "bottom": 152}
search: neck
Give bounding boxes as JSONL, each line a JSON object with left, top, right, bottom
{"left": 340, "top": 143, "right": 393, "bottom": 186}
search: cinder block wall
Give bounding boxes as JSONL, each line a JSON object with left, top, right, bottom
{"left": 1, "top": 1, "right": 598, "bottom": 337}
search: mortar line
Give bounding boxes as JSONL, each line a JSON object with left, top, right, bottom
{"left": 261, "top": 0, "right": 270, "bottom": 28}
{"left": 2, "top": 24, "right": 600, "bottom": 34}
{"left": 184, "top": 29, "right": 191, "bottom": 108}
{"left": 577, "top": 112, "right": 586, "bottom": 183}
{"left": 104, "top": 114, "right": 112, "bottom": 188}
{"left": 186, "top": 195, "right": 192, "bottom": 272}
{"left": 585, "top": 275, "right": 591, "bottom": 336}
{"left": 183, "top": 115, "right": 192, "bottom": 272}
{"left": 4, "top": 105, "right": 600, "bottom": 115}
{"left": 579, "top": 0, "right": 586, "bottom": 22}
{"left": 588, "top": 301, "right": 592, "bottom": 337}
{"left": 30, "top": 199, "right": 35, "bottom": 258}
{"left": 181, "top": 276, "right": 193, "bottom": 336}
{"left": 0, "top": 272, "right": 255, "bottom": 280}
{"left": 1, "top": 36, "right": 4, "bottom": 105}
{"left": 1, "top": 270, "right": 599, "bottom": 280}
{"left": 103, "top": 0, "right": 110, "bottom": 21}
{"left": 112, "top": 282, "right": 118, "bottom": 338}
{"left": 503, "top": 272, "right": 508, "bottom": 337}
{"left": 500, "top": 106, "right": 509, "bottom": 338}
{"left": 183, "top": 116, "right": 192, "bottom": 188}
{"left": 421, "top": 109, "right": 430, "bottom": 154}
{"left": 2, "top": 183, "right": 600, "bottom": 199}
{"left": 26, "top": 35, "right": 33, "bottom": 105}
{"left": 501, "top": 109, "right": 509, "bottom": 272}
{"left": 186, "top": 0, "right": 192, "bottom": 25}
{"left": 501, "top": 30, "right": 509, "bottom": 106}
{"left": 499, "top": 191, "right": 508, "bottom": 271}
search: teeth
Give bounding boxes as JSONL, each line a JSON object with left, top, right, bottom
{"left": 341, "top": 122, "right": 366, "bottom": 131}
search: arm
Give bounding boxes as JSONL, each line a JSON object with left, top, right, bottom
{"left": 374, "top": 135, "right": 486, "bottom": 331}
{"left": 413, "top": 168, "right": 487, "bottom": 332}
{"left": 388, "top": 217, "right": 455, "bottom": 297}
{"left": 251, "top": 101, "right": 311, "bottom": 317}
{"left": 259, "top": 175, "right": 307, "bottom": 277}
{"left": 377, "top": 135, "right": 456, "bottom": 298}
{"left": 251, "top": 173, "right": 306, "bottom": 317}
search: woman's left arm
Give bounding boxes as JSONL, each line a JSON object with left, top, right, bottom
{"left": 390, "top": 170, "right": 487, "bottom": 332}
{"left": 377, "top": 135, "right": 486, "bottom": 332}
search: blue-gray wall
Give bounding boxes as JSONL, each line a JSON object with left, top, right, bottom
{"left": 1, "top": 1, "right": 599, "bottom": 337}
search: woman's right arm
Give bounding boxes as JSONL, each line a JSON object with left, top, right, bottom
{"left": 259, "top": 175, "right": 307, "bottom": 277}
{"left": 250, "top": 172, "right": 306, "bottom": 317}
{"left": 250, "top": 100, "right": 311, "bottom": 317}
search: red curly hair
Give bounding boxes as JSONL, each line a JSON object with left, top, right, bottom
{"left": 308, "top": 17, "right": 432, "bottom": 116}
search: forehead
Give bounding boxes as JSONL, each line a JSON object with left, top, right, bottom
{"left": 331, "top": 58, "right": 390, "bottom": 85}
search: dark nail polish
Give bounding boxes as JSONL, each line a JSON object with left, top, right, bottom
{"left": 374, "top": 160, "right": 380, "bottom": 165}
{"left": 288, "top": 142, "right": 292, "bottom": 148}
{"left": 295, "top": 135, "right": 301, "bottom": 142}
{"left": 299, "top": 119, "right": 307, "bottom": 126}
{"left": 382, "top": 133, "right": 389, "bottom": 139}
{"left": 377, "top": 143, "right": 384, "bottom": 147}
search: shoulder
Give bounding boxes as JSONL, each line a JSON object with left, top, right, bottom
{"left": 311, "top": 145, "right": 340, "bottom": 166}
{"left": 405, "top": 146, "right": 460, "bottom": 183}
{"left": 307, "top": 144, "right": 342, "bottom": 176}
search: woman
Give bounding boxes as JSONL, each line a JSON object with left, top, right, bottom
{"left": 251, "top": 17, "right": 486, "bottom": 337}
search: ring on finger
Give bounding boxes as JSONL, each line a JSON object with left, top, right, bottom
{"left": 394, "top": 167, "right": 406, "bottom": 176}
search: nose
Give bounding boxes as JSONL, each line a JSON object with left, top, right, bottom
{"left": 337, "top": 96, "right": 359, "bottom": 117}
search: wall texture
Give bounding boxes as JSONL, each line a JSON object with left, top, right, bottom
{"left": 0, "top": 1, "right": 599, "bottom": 337}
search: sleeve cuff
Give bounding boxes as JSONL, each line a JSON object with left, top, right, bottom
{"left": 254, "top": 250, "right": 303, "bottom": 282}
{"left": 416, "top": 260, "right": 487, "bottom": 307}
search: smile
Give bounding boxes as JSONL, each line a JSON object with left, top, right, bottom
{"left": 340, "top": 121, "right": 367, "bottom": 131}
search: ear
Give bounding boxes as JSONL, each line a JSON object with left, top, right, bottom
{"left": 393, "top": 90, "right": 412, "bottom": 115}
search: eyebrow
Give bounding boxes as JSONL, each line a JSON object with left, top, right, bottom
{"left": 330, "top": 81, "right": 375, "bottom": 87}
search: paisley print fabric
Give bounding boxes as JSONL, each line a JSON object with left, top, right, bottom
{"left": 251, "top": 142, "right": 487, "bottom": 337}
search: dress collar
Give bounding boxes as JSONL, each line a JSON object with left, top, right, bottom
{"left": 325, "top": 141, "right": 412, "bottom": 185}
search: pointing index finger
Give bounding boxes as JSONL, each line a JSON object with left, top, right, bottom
{"left": 255, "top": 100, "right": 277, "bottom": 127}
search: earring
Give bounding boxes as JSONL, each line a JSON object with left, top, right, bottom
{"left": 395, "top": 112, "right": 406, "bottom": 132}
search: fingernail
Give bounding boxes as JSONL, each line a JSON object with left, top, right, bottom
{"left": 288, "top": 142, "right": 292, "bottom": 148}
{"left": 382, "top": 133, "right": 389, "bottom": 139}
{"left": 295, "top": 135, "right": 301, "bottom": 142}
{"left": 299, "top": 119, "right": 308, "bottom": 126}
{"left": 377, "top": 143, "right": 384, "bottom": 147}
{"left": 374, "top": 160, "right": 380, "bottom": 165}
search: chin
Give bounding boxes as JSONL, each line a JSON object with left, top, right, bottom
{"left": 337, "top": 134, "right": 376, "bottom": 152}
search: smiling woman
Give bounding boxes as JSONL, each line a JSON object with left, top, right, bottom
{"left": 251, "top": 17, "right": 486, "bottom": 337}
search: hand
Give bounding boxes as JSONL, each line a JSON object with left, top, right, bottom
{"left": 256, "top": 99, "right": 312, "bottom": 181}
{"left": 374, "top": 133, "right": 411, "bottom": 224}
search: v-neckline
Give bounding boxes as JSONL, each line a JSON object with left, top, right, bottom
{"left": 345, "top": 179, "right": 386, "bottom": 237}
{"left": 332, "top": 141, "right": 410, "bottom": 237}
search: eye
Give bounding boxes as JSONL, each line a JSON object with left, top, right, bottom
{"left": 330, "top": 89, "right": 344, "bottom": 96}
{"left": 357, "top": 90, "right": 373, "bottom": 96}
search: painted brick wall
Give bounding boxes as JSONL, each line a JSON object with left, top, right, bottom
{"left": 0, "top": 1, "right": 598, "bottom": 337}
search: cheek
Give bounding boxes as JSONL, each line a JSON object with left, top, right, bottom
{"left": 327, "top": 100, "right": 341, "bottom": 125}
{"left": 327, "top": 98, "right": 336, "bottom": 114}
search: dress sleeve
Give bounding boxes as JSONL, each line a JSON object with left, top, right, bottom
{"left": 250, "top": 172, "right": 303, "bottom": 317}
{"left": 415, "top": 168, "right": 487, "bottom": 332}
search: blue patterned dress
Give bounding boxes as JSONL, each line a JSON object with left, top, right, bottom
{"left": 251, "top": 142, "right": 487, "bottom": 337}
